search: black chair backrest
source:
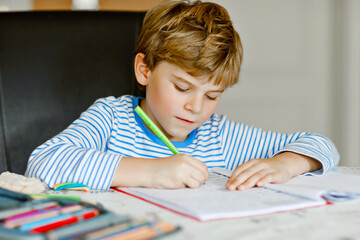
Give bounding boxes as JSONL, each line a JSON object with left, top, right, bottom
{"left": 0, "top": 11, "right": 145, "bottom": 174}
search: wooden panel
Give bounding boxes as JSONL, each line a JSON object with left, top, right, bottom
{"left": 34, "top": 0, "right": 159, "bottom": 11}
{"left": 34, "top": 0, "right": 71, "bottom": 10}
{"left": 100, "top": 0, "right": 160, "bottom": 11}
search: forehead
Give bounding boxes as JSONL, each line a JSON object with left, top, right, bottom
{"left": 155, "top": 61, "right": 225, "bottom": 90}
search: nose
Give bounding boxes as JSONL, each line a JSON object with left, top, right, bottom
{"left": 184, "top": 94, "right": 203, "bottom": 113}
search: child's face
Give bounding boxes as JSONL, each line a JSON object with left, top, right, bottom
{"left": 141, "top": 61, "right": 224, "bottom": 142}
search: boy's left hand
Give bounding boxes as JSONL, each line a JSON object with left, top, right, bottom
{"left": 225, "top": 152, "right": 322, "bottom": 191}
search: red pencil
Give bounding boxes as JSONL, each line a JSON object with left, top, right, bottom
{"left": 30, "top": 209, "right": 99, "bottom": 233}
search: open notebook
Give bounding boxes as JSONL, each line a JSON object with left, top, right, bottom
{"left": 116, "top": 167, "right": 360, "bottom": 221}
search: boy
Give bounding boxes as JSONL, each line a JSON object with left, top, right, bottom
{"left": 25, "top": 0, "right": 339, "bottom": 191}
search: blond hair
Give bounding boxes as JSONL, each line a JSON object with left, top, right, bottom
{"left": 134, "top": 0, "right": 243, "bottom": 89}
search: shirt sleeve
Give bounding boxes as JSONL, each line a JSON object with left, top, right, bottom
{"left": 220, "top": 117, "right": 340, "bottom": 175}
{"left": 25, "top": 98, "right": 122, "bottom": 189}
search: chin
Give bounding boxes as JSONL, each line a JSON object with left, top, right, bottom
{"left": 165, "top": 128, "right": 189, "bottom": 141}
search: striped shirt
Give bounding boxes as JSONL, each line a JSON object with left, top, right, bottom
{"left": 25, "top": 95, "right": 340, "bottom": 189}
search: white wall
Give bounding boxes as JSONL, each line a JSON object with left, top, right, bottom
{"left": 0, "top": 0, "right": 31, "bottom": 11}
{"left": 332, "top": 0, "right": 360, "bottom": 167}
{"left": 212, "top": 0, "right": 360, "bottom": 167}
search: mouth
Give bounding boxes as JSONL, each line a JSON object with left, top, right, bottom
{"left": 175, "top": 116, "right": 195, "bottom": 124}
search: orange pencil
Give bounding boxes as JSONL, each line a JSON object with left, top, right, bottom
{"left": 104, "top": 221, "right": 178, "bottom": 240}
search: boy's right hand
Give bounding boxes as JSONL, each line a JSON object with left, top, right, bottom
{"left": 112, "top": 154, "right": 208, "bottom": 189}
{"left": 150, "top": 153, "right": 209, "bottom": 189}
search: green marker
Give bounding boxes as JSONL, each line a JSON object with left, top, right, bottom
{"left": 135, "top": 106, "right": 180, "bottom": 154}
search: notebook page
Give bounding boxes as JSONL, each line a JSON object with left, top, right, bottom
{"left": 266, "top": 171, "right": 360, "bottom": 201}
{"left": 119, "top": 169, "right": 326, "bottom": 221}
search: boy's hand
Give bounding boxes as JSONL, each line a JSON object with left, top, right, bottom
{"left": 112, "top": 154, "right": 208, "bottom": 189}
{"left": 226, "top": 152, "right": 322, "bottom": 191}
{"left": 150, "top": 153, "right": 209, "bottom": 189}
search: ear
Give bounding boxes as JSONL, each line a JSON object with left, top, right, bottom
{"left": 134, "top": 53, "right": 150, "bottom": 86}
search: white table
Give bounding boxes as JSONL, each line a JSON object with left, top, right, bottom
{"left": 50, "top": 167, "right": 360, "bottom": 240}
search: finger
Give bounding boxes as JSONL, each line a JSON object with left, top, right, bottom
{"left": 228, "top": 169, "right": 269, "bottom": 191}
{"left": 228, "top": 160, "right": 258, "bottom": 183}
{"left": 226, "top": 164, "right": 263, "bottom": 190}
{"left": 236, "top": 169, "right": 271, "bottom": 190}
{"left": 184, "top": 176, "right": 202, "bottom": 189}
{"left": 256, "top": 172, "right": 285, "bottom": 187}
{"left": 189, "top": 167, "right": 208, "bottom": 184}
{"left": 255, "top": 174, "right": 273, "bottom": 187}
{"left": 186, "top": 156, "right": 209, "bottom": 180}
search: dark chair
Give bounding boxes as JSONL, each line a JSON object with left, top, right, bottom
{"left": 0, "top": 11, "right": 145, "bottom": 174}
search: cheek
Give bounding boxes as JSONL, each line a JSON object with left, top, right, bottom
{"left": 147, "top": 83, "right": 179, "bottom": 113}
{"left": 202, "top": 101, "right": 219, "bottom": 119}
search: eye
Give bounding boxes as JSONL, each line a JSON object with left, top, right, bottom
{"left": 174, "top": 84, "right": 189, "bottom": 92}
{"left": 206, "top": 95, "right": 218, "bottom": 101}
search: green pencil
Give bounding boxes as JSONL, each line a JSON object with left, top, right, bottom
{"left": 134, "top": 106, "right": 180, "bottom": 154}
{"left": 29, "top": 194, "right": 81, "bottom": 201}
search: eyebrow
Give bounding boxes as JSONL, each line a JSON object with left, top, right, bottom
{"left": 171, "top": 74, "right": 225, "bottom": 93}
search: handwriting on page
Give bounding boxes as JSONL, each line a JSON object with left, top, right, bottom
{"left": 122, "top": 171, "right": 323, "bottom": 220}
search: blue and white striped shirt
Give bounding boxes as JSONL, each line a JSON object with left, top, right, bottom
{"left": 25, "top": 95, "right": 340, "bottom": 189}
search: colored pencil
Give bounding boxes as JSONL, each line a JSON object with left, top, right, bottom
{"left": 20, "top": 208, "right": 99, "bottom": 232}
{"left": 3, "top": 204, "right": 85, "bottom": 228}
{"left": 0, "top": 201, "right": 58, "bottom": 220}
{"left": 103, "top": 221, "right": 178, "bottom": 240}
